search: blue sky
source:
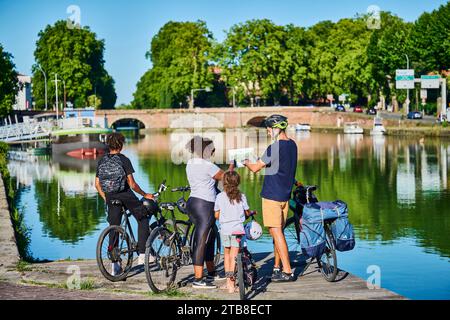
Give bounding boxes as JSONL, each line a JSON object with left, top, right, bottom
{"left": 0, "top": 0, "right": 447, "bottom": 105}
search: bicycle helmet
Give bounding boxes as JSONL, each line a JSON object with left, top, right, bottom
{"left": 141, "top": 198, "right": 159, "bottom": 216}
{"left": 244, "top": 220, "right": 263, "bottom": 241}
{"left": 264, "top": 114, "right": 288, "bottom": 130}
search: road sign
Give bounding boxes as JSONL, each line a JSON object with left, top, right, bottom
{"left": 396, "top": 69, "right": 415, "bottom": 89}
{"left": 421, "top": 75, "right": 440, "bottom": 89}
{"left": 327, "top": 94, "right": 334, "bottom": 101}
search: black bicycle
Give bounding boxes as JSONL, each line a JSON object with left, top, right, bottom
{"left": 144, "top": 186, "right": 221, "bottom": 293}
{"left": 284, "top": 184, "right": 339, "bottom": 282}
{"left": 95, "top": 180, "right": 168, "bottom": 282}
{"left": 235, "top": 215, "right": 258, "bottom": 300}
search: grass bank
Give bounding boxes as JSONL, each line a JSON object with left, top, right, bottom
{"left": 0, "top": 142, "right": 33, "bottom": 262}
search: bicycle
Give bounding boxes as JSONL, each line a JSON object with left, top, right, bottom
{"left": 95, "top": 180, "right": 168, "bottom": 282}
{"left": 144, "top": 186, "right": 221, "bottom": 293}
{"left": 235, "top": 215, "right": 258, "bottom": 300}
{"left": 284, "top": 184, "right": 339, "bottom": 282}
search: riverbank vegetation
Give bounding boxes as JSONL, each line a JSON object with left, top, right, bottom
{"left": 0, "top": 142, "right": 33, "bottom": 262}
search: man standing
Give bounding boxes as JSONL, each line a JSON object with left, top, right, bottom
{"left": 243, "top": 115, "right": 297, "bottom": 282}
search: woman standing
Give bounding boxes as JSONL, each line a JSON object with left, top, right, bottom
{"left": 185, "top": 136, "right": 233, "bottom": 289}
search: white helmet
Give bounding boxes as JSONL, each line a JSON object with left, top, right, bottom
{"left": 245, "top": 220, "right": 263, "bottom": 241}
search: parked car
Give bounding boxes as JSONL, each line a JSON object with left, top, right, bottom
{"left": 366, "top": 107, "right": 377, "bottom": 115}
{"left": 407, "top": 111, "right": 423, "bottom": 120}
{"left": 353, "top": 106, "right": 363, "bottom": 113}
{"left": 335, "top": 105, "right": 346, "bottom": 112}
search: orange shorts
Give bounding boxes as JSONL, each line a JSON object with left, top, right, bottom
{"left": 262, "top": 198, "right": 289, "bottom": 228}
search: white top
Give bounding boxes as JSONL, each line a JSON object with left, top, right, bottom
{"left": 186, "top": 158, "right": 221, "bottom": 202}
{"left": 214, "top": 192, "right": 249, "bottom": 235}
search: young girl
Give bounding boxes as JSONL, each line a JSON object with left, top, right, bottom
{"left": 214, "top": 170, "right": 253, "bottom": 293}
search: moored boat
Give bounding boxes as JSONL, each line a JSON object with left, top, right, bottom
{"left": 343, "top": 122, "right": 364, "bottom": 134}
{"left": 370, "top": 117, "right": 386, "bottom": 135}
{"left": 51, "top": 108, "right": 112, "bottom": 158}
{"left": 295, "top": 123, "right": 312, "bottom": 131}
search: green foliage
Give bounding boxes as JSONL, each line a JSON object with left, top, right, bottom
{"left": 132, "top": 21, "right": 216, "bottom": 108}
{"left": 132, "top": 4, "right": 449, "bottom": 109}
{"left": 410, "top": 2, "right": 450, "bottom": 74}
{"left": 0, "top": 44, "right": 18, "bottom": 117}
{"left": 33, "top": 20, "right": 116, "bottom": 109}
{"left": 367, "top": 12, "right": 412, "bottom": 98}
{"left": 0, "top": 142, "right": 33, "bottom": 261}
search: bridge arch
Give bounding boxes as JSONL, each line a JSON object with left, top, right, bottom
{"left": 110, "top": 118, "right": 146, "bottom": 130}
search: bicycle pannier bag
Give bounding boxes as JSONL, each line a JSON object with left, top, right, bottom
{"left": 331, "top": 216, "right": 355, "bottom": 251}
{"left": 299, "top": 220, "right": 326, "bottom": 257}
{"left": 98, "top": 154, "right": 127, "bottom": 194}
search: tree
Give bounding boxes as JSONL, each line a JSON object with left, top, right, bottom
{"left": 32, "top": 20, "right": 116, "bottom": 110}
{"left": 0, "top": 44, "right": 18, "bottom": 117}
{"left": 367, "top": 12, "right": 412, "bottom": 102}
{"left": 307, "top": 18, "right": 375, "bottom": 104}
{"left": 410, "top": 2, "right": 450, "bottom": 74}
{"left": 133, "top": 20, "right": 215, "bottom": 108}
{"left": 280, "top": 25, "right": 313, "bottom": 105}
{"left": 219, "top": 19, "right": 287, "bottom": 106}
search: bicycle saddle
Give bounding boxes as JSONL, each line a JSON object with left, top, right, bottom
{"left": 110, "top": 199, "right": 123, "bottom": 206}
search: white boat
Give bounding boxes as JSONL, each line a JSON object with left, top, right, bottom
{"left": 370, "top": 118, "right": 386, "bottom": 135}
{"left": 343, "top": 122, "right": 363, "bottom": 134}
{"left": 295, "top": 123, "right": 311, "bottom": 131}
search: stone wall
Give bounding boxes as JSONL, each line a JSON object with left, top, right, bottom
{"left": 0, "top": 177, "right": 20, "bottom": 273}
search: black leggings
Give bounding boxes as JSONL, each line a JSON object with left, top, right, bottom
{"left": 106, "top": 190, "right": 150, "bottom": 254}
{"left": 187, "top": 197, "right": 216, "bottom": 266}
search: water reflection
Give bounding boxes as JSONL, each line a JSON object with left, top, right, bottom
{"left": 9, "top": 133, "right": 450, "bottom": 260}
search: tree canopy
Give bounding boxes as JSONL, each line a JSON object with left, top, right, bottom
{"left": 0, "top": 44, "right": 19, "bottom": 117}
{"left": 132, "top": 20, "right": 215, "bottom": 108}
{"left": 133, "top": 3, "right": 450, "bottom": 109}
{"left": 32, "top": 20, "right": 116, "bottom": 110}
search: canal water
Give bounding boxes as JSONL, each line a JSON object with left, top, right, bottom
{"left": 8, "top": 131, "right": 450, "bottom": 300}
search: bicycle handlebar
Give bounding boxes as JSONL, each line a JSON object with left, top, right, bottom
{"left": 171, "top": 186, "right": 191, "bottom": 193}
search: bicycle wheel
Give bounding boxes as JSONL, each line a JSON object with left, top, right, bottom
{"left": 284, "top": 216, "right": 302, "bottom": 252}
{"left": 96, "top": 225, "right": 133, "bottom": 282}
{"left": 236, "top": 253, "right": 246, "bottom": 300}
{"left": 145, "top": 227, "right": 179, "bottom": 293}
{"left": 318, "top": 226, "right": 338, "bottom": 282}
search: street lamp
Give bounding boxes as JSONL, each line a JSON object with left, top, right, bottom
{"left": 62, "top": 79, "right": 66, "bottom": 110}
{"left": 190, "top": 87, "right": 211, "bottom": 109}
{"left": 36, "top": 64, "right": 48, "bottom": 111}
{"left": 226, "top": 86, "right": 237, "bottom": 108}
{"left": 405, "top": 54, "right": 410, "bottom": 114}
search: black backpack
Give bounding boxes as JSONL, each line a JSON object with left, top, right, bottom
{"left": 97, "top": 154, "right": 127, "bottom": 194}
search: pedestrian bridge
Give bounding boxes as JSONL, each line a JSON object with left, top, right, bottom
{"left": 0, "top": 120, "right": 53, "bottom": 143}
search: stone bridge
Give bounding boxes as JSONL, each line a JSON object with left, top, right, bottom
{"left": 13, "top": 107, "right": 385, "bottom": 130}
{"left": 97, "top": 107, "right": 379, "bottom": 130}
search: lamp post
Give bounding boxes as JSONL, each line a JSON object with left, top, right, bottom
{"left": 62, "top": 79, "right": 66, "bottom": 110}
{"left": 36, "top": 64, "right": 48, "bottom": 111}
{"left": 53, "top": 73, "right": 60, "bottom": 122}
{"left": 405, "top": 54, "right": 410, "bottom": 115}
{"left": 190, "top": 87, "right": 211, "bottom": 109}
{"left": 226, "top": 86, "right": 237, "bottom": 108}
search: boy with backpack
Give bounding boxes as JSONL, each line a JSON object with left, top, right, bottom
{"left": 95, "top": 133, "right": 156, "bottom": 273}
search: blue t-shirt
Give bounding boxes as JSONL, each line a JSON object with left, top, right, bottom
{"left": 260, "top": 139, "right": 298, "bottom": 202}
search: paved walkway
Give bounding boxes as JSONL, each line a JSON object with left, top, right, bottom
{"left": 8, "top": 252, "right": 404, "bottom": 300}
